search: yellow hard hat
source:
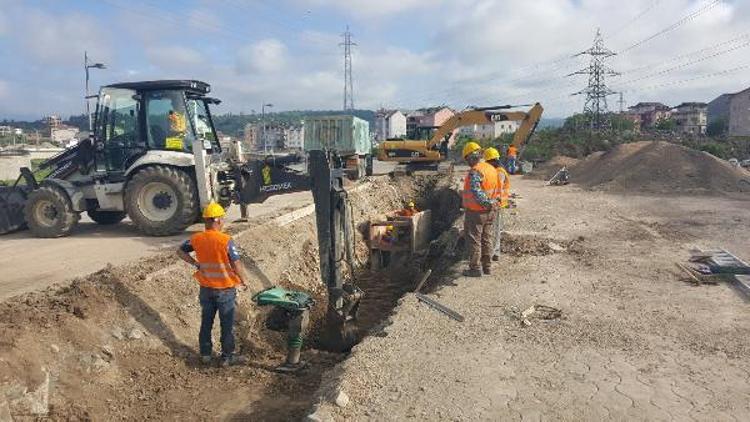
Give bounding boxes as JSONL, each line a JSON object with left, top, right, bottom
{"left": 462, "top": 141, "right": 482, "bottom": 158}
{"left": 484, "top": 147, "right": 501, "bottom": 161}
{"left": 386, "top": 225, "right": 394, "bottom": 230}
{"left": 202, "top": 202, "right": 226, "bottom": 219}
{"left": 407, "top": 201, "right": 415, "bottom": 208}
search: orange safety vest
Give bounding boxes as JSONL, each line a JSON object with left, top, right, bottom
{"left": 190, "top": 229, "right": 241, "bottom": 289}
{"left": 462, "top": 162, "right": 499, "bottom": 212}
{"left": 495, "top": 166, "right": 511, "bottom": 207}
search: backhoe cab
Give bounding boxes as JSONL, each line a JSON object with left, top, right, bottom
{"left": 0, "top": 80, "right": 234, "bottom": 237}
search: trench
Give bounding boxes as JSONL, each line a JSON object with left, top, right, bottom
{"left": 0, "top": 174, "right": 466, "bottom": 421}
{"left": 238, "top": 176, "right": 463, "bottom": 420}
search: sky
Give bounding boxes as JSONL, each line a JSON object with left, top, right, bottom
{"left": 0, "top": 0, "right": 748, "bottom": 120}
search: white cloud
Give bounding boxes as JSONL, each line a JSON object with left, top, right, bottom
{"left": 146, "top": 46, "right": 204, "bottom": 69}
{"left": 16, "top": 9, "right": 110, "bottom": 66}
{"left": 298, "top": 0, "right": 432, "bottom": 18}
{"left": 0, "top": 80, "right": 8, "bottom": 99}
{"left": 187, "top": 8, "right": 222, "bottom": 31}
{"left": 236, "top": 39, "right": 288, "bottom": 74}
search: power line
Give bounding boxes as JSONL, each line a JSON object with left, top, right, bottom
{"left": 340, "top": 25, "right": 356, "bottom": 111}
{"left": 607, "top": 0, "right": 662, "bottom": 40}
{"left": 568, "top": 29, "right": 620, "bottom": 131}
{"left": 617, "top": 0, "right": 723, "bottom": 54}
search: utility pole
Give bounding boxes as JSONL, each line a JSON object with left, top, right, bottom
{"left": 84, "top": 51, "right": 106, "bottom": 132}
{"left": 262, "top": 103, "right": 273, "bottom": 153}
{"left": 340, "top": 25, "right": 356, "bottom": 111}
{"left": 568, "top": 29, "right": 619, "bottom": 131}
{"left": 618, "top": 92, "right": 625, "bottom": 113}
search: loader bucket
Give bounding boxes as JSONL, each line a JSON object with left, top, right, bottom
{"left": 0, "top": 168, "right": 37, "bottom": 235}
{"left": 0, "top": 185, "right": 29, "bottom": 234}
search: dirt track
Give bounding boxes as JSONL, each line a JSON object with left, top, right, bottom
{"left": 0, "top": 191, "right": 313, "bottom": 301}
{"left": 314, "top": 176, "right": 750, "bottom": 421}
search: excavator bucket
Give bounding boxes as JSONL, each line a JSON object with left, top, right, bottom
{"left": 0, "top": 168, "right": 37, "bottom": 235}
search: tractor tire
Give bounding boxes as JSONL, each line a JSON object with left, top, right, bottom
{"left": 23, "top": 185, "right": 79, "bottom": 238}
{"left": 125, "top": 166, "right": 199, "bottom": 236}
{"left": 87, "top": 210, "right": 127, "bottom": 225}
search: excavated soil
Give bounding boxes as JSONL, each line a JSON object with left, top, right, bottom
{"left": 0, "top": 174, "right": 458, "bottom": 421}
{"left": 525, "top": 156, "right": 580, "bottom": 180}
{"left": 568, "top": 141, "right": 749, "bottom": 194}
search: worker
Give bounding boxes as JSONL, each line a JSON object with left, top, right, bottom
{"left": 484, "top": 147, "right": 511, "bottom": 261}
{"left": 397, "top": 201, "right": 419, "bottom": 217}
{"left": 168, "top": 110, "right": 187, "bottom": 135}
{"left": 382, "top": 224, "right": 397, "bottom": 245}
{"left": 177, "top": 202, "right": 251, "bottom": 367}
{"left": 506, "top": 144, "right": 518, "bottom": 174}
{"left": 461, "top": 141, "right": 498, "bottom": 277}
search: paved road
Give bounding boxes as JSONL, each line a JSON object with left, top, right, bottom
{"left": 0, "top": 161, "right": 397, "bottom": 301}
{"left": 0, "top": 191, "right": 313, "bottom": 301}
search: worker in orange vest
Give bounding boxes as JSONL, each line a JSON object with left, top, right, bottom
{"left": 506, "top": 144, "right": 518, "bottom": 174}
{"left": 461, "top": 141, "right": 499, "bottom": 277}
{"left": 177, "top": 202, "right": 251, "bottom": 367}
{"left": 484, "top": 147, "right": 511, "bottom": 261}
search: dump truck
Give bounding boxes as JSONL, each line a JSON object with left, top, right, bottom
{"left": 304, "top": 115, "right": 373, "bottom": 179}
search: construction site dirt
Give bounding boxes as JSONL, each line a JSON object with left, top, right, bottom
{"left": 0, "top": 173, "right": 460, "bottom": 420}
{"left": 2, "top": 147, "right": 750, "bottom": 420}
{"left": 312, "top": 176, "right": 750, "bottom": 421}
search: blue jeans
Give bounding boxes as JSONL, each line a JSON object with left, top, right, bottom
{"left": 199, "top": 287, "right": 236, "bottom": 358}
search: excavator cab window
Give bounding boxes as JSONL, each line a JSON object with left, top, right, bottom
{"left": 94, "top": 87, "right": 142, "bottom": 172}
{"left": 186, "top": 96, "right": 221, "bottom": 152}
{"left": 144, "top": 90, "right": 193, "bottom": 153}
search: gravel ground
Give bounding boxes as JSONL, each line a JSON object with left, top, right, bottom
{"left": 313, "top": 177, "right": 750, "bottom": 421}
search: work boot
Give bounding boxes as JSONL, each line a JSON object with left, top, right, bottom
{"left": 200, "top": 355, "right": 212, "bottom": 365}
{"left": 462, "top": 269, "right": 482, "bottom": 278}
{"left": 220, "top": 355, "right": 247, "bottom": 367}
{"left": 492, "top": 255, "right": 500, "bottom": 262}
{"left": 483, "top": 267, "right": 491, "bottom": 275}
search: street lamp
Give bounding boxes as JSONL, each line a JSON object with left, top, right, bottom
{"left": 85, "top": 51, "right": 107, "bottom": 132}
{"left": 261, "top": 103, "right": 273, "bottom": 154}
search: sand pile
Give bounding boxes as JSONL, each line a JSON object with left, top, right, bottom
{"left": 526, "top": 156, "right": 580, "bottom": 180}
{"left": 569, "top": 141, "right": 748, "bottom": 194}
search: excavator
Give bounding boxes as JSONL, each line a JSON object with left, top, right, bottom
{"left": 0, "top": 80, "right": 361, "bottom": 358}
{"left": 376, "top": 103, "right": 544, "bottom": 173}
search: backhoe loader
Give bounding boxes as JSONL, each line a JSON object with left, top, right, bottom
{"left": 376, "top": 103, "right": 543, "bottom": 173}
{"left": 0, "top": 80, "right": 361, "bottom": 348}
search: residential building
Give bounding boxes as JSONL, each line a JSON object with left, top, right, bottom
{"left": 374, "top": 109, "right": 407, "bottom": 141}
{"left": 627, "top": 102, "right": 671, "bottom": 128}
{"left": 44, "top": 115, "right": 62, "bottom": 137}
{"left": 0, "top": 126, "right": 12, "bottom": 136}
{"left": 406, "top": 110, "right": 425, "bottom": 138}
{"left": 242, "top": 123, "right": 261, "bottom": 150}
{"left": 284, "top": 124, "right": 304, "bottom": 150}
{"left": 671, "top": 102, "right": 707, "bottom": 135}
{"left": 50, "top": 126, "right": 79, "bottom": 144}
{"left": 709, "top": 87, "right": 750, "bottom": 137}
{"left": 406, "top": 106, "right": 457, "bottom": 145}
{"left": 458, "top": 120, "right": 520, "bottom": 140}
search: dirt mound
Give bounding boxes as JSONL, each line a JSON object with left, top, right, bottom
{"left": 525, "top": 156, "right": 580, "bottom": 180}
{"left": 570, "top": 141, "right": 748, "bottom": 194}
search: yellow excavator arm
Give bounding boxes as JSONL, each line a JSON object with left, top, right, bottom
{"left": 377, "top": 103, "right": 543, "bottom": 166}
{"left": 506, "top": 103, "right": 544, "bottom": 150}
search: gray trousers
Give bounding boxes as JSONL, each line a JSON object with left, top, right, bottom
{"left": 492, "top": 209, "right": 505, "bottom": 257}
{"left": 465, "top": 210, "right": 496, "bottom": 270}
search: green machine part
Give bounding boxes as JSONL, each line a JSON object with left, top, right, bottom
{"left": 252, "top": 287, "right": 315, "bottom": 311}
